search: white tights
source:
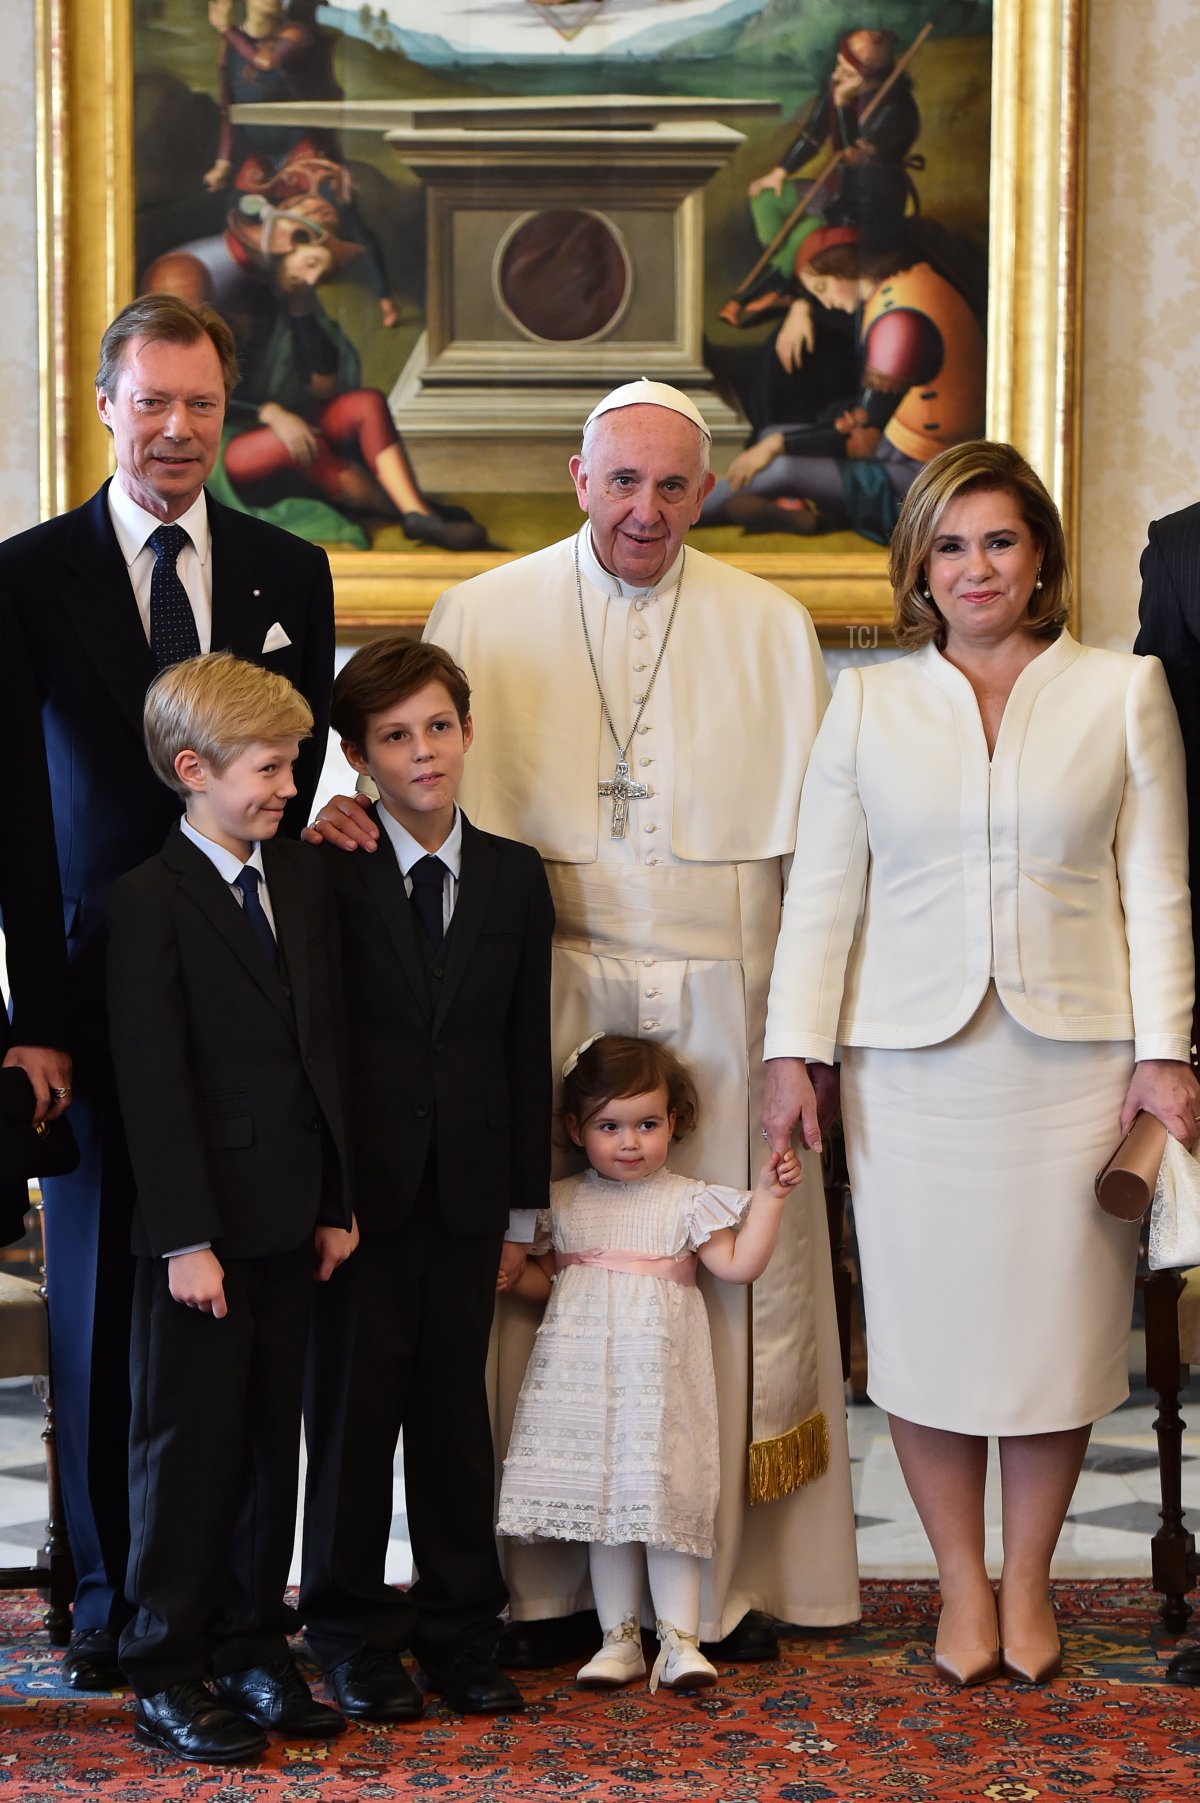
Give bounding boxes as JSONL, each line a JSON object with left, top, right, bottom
{"left": 588, "top": 1541, "right": 701, "bottom": 1636}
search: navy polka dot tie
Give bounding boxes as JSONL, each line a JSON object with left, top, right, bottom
{"left": 147, "top": 523, "right": 200, "bottom": 672}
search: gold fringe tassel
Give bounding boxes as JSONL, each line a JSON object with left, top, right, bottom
{"left": 748, "top": 1411, "right": 830, "bottom": 1504}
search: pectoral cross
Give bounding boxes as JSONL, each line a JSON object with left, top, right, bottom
{"left": 598, "top": 758, "right": 649, "bottom": 839}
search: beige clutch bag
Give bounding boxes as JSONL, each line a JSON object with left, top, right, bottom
{"left": 1095, "top": 1111, "right": 1169, "bottom": 1221}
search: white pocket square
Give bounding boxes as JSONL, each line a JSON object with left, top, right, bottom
{"left": 261, "top": 622, "right": 292, "bottom": 653}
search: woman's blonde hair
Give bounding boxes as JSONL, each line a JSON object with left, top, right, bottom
{"left": 889, "top": 440, "right": 1071, "bottom": 649}
{"left": 144, "top": 651, "right": 312, "bottom": 796}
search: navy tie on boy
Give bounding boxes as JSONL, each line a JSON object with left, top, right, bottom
{"left": 147, "top": 524, "right": 200, "bottom": 673}
{"left": 235, "top": 865, "right": 278, "bottom": 969}
{"left": 409, "top": 855, "right": 447, "bottom": 949}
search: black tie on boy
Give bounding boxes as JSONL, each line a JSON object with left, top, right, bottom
{"left": 235, "top": 865, "right": 279, "bottom": 970}
{"left": 409, "top": 855, "right": 447, "bottom": 950}
{"left": 147, "top": 523, "right": 201, "bottom": 673}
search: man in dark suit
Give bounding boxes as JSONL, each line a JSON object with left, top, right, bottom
{"left": 1136, "top": 505, "right": 1200, "bottom": 983}
{"left": 300, "top": 638, "right": 553, "bottom": 1721}
{"left": 0, "top": 294, "right": 334, "bottom": 1687}
{"left": 0, "top": 594, "right": 71, "bottom": 1243}
{"left": 1135, "top": 505, "right": 1200, "bottom": 1693}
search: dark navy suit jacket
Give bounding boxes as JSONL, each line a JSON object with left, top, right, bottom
{"left": 0, "top": 480, "right": 334, "bottom": 1067}
{"left": 0, "top": 595, "right": 69, "bottom": 1241}
{"left": 1135, "top": 502, "right": 1200, "bottom": 986}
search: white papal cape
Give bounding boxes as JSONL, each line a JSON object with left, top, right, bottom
{"left": 426, "top": 528, "right": 860, "bottom": 1635}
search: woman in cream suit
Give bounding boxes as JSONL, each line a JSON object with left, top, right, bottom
{"left": 763, "top": 441, "right": 1200, "bottom": 1687}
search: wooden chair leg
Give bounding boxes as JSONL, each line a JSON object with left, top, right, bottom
{"left": 33, "top": 1373, "right": 75, "bottom": 1646}
{"left": 35, "top": 1202, "right": 75, "bottom": 1645}
{"left": 1145, "top": 1267, "right": 1196, "bottom": 1635}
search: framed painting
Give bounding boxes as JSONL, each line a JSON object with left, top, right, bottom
{"left": 36, "top": 0, "right": 1085, "bottom": 640}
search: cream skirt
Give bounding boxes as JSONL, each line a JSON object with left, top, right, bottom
{"left": 840, "top": 986, "right": 1139, "bottom": 1436}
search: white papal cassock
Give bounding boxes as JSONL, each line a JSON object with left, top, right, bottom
{"left": 426, "top": 526, "right": 860, "bottom": 1636}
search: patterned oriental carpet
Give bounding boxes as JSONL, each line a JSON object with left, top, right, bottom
{"left": 0, "top": 1583, "right": 1197, "bottom": 1802}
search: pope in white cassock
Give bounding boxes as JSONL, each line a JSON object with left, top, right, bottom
{"left": 424, "top": 380, "right": 860, "bottom": 1654}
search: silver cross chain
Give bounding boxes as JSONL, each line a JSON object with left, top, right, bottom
{"left": 598, "top": 758, "right": 650, "bottom": 838}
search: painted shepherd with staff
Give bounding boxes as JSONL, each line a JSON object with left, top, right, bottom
{"left": 720, "top": 24, "right": 928, "bottom": 331}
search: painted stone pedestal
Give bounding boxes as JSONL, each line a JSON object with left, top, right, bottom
{"left": 234, "top": 94, "right": 777, "bottom": 489}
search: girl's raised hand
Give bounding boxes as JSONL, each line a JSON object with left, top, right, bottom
{"left": 760, "top": 1146, "right": 803, "bottom": 1198}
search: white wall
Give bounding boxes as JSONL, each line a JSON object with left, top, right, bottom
{"left": 0, "top": 0, "right": 40, "bottom": 540}
{"left": 1078, "top": 0, "right": 1200, "bottom": 647}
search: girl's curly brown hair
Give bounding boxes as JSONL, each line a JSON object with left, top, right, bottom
{"left": 562, "top": 1035, "right": 699, "bottom": 1142}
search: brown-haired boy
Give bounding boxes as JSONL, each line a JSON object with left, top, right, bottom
{"left": 107, "top": 653, "right": 358, "bottom": 1763}
{"left": 300, "top": 636, "right": 553, "bottom": 1720}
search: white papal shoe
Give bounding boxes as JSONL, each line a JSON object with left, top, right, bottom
{"left": 575, "top": 1616, "right": 647, "bottom": 1688}
{"left": 649, "top": 1621, "right": 719, "bottom": 1693}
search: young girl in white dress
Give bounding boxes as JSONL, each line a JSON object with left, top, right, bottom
{"left": 496, "top": 1033, "right": 800, "bottom": 1692}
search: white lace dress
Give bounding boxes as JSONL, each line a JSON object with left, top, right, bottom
{"left": 496, "top": 1166, "right": 749, "bottom": 1558}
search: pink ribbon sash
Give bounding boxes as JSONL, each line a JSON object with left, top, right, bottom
{"left": 555, "top": 1249, "right": 698, "bottom": 1286}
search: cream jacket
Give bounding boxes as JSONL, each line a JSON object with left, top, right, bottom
{"left": 763, "top": 633, "right": 1194, "bottom": 1064}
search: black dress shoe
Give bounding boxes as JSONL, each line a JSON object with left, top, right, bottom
{"left": 327, "top": 1647, "right": 424, "bottom": 1722}
{"left": 1166, "top": 1646, "right": 1200, "bottom": 1686}
{"left": 497, "top": 1611, "right": 600, "bottom": 1670}
{"left": 62, "top": 1627, "right": 123, "bottom": 1691}
{"left": 417, "top": 1650, "right": 525, "bottom": 1716}
{"left": 214, "top": 1659, "right": 345, "bottom": 1737}
{"left": 134, "top": 1678, "right": 268, "bottom": 1764}
{"left": 700, "top": 1610, "right": 780, "bottom": 1663}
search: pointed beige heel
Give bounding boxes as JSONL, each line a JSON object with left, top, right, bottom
{"left": 932, "top": 1595, "right": 1001, "bottom": 1687}
{"left": 999, "top": 1594, "right": 1062, "bottom": 1684}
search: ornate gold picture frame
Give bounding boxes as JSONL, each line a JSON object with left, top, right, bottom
{"left": 36, "top": 1, "right": 1084, "bottom": 640}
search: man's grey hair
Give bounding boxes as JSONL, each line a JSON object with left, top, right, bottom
{"left": 95, "top": 294, "right": 239, "bottom": 402}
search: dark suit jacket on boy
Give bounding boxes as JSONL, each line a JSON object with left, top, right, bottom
{"left": 107, "top": 826, "right": 352, "bottom": 1256}
{"left": 327, "top": 804, "right": 553, "bottom": 1238}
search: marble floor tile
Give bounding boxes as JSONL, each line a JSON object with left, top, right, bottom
{"left": 3, "top": 1358, "right": 1198, "bottom": 1594}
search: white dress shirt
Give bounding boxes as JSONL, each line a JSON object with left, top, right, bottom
{"left": 375, "top": 803, "right": 462, "bottom": 932}
{"left": 180, "top": 817, "right": 276, "bottom": 935}
{"left": 107, "top": 477, "right": 213, "bottom": 652}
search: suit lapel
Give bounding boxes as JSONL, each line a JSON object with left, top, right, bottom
{"left": 59, "top": 485, "right": 155, "bottom": 742}
{"left": 164, "top": 828, "right": 297, "bottom": 1033}
{"left": 435, "top": 816, "right": 498, "bottom": 1029}
{"left": 207, "top": 496, "right": 276, "bottom": 657}
{"left": 263, "top": 841, "right": 311, "bottom": 1045}
{"left": 355, "top": 809, "right": 435, "bottom": 1019}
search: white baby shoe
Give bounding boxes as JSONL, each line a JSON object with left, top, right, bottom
{"left": 649, "top": 1620, "right": 719, "bottom": 1692}
{"left": 576, "top": 1616, "right": 647, "bottom": 1688}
